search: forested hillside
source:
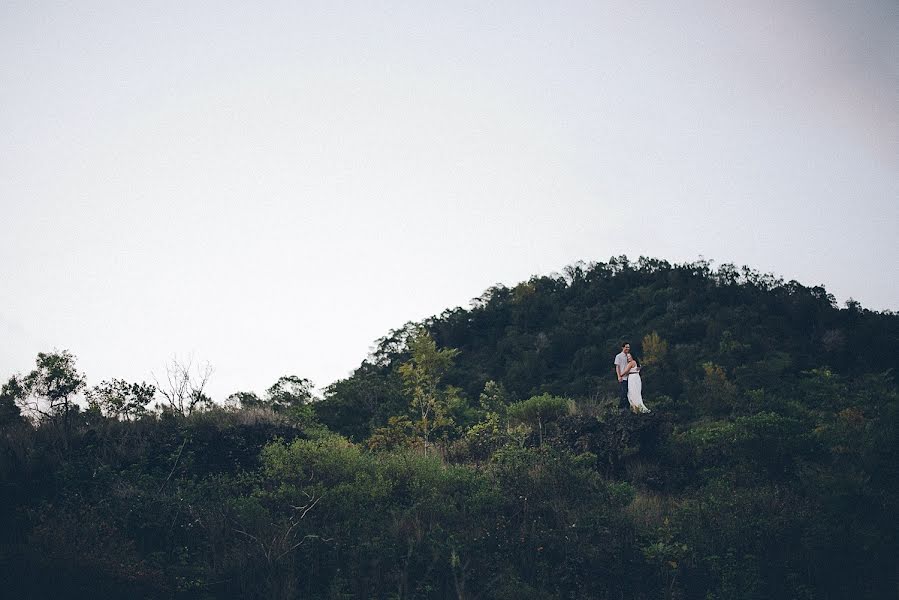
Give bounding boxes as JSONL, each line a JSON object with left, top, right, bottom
{"left": 2, "top": 257, "right": 896, "bottom": 599}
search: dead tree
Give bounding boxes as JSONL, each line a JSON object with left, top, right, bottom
{"left": 154, "top": 356, "right": 213, "bottom": 416}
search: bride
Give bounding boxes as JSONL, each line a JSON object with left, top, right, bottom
{"left": 626, "top": 353, "right": 651, "bottom": 414}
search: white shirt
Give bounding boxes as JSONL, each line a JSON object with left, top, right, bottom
{"left": 614, "top": 352, "right": 630, "bottom": 379}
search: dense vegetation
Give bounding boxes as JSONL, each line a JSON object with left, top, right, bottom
{"left": 1, "top": 256, "right": 896, "bottom": 599}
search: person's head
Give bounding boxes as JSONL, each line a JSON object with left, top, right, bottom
{"left": 621, "top": 342, "right": 630, "bottom": 354}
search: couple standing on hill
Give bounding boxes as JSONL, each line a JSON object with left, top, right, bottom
{"left": 614, "top": 342, "right": 651, "bottom": 414}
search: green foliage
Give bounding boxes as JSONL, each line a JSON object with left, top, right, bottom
{"left": 226, "top": 375, "right": 315, "bottom": 419}
{"left": 316, "top": 362, "right": 405, "bottom": 441}
{"left": 18, "top": 350, "right": 86, "bottom": 421}
{"left": 261, "top": 433, "right": 365, "bottom": 484}
{"left": 678, "top": 412, "right": 806, "bottom": 483}
{"left": 641, "top": 517, "right": 690, "bottom": 600}
{"left": 0, "top": 376, "right": 25, "bottom": 427}
{"left": 367, "top": 415, "right": 417, "bottom": 452}
{"left": 7, "top": 350, "right": 86, "bottom": 449}
{"left": 2, "top": 258, "right": 898, "bottom": 598}
{"left": 507, "top": 393, "right": 573, "bottom": 445}
{"left": 86, "top": 378, "right": 156, "bottom": 421}
{"left": 226, "top": 390, "right": 264, "bottom": 409}
{"left": 478, "top": 379, "right": 509, "bottom": 414}
{"left": 265, "top": 375, "right": 315, "bottom": 411}
{"left": 397, "top": 327, "right": 461, "bottom": 454}
{"left": 693, "top": 362, "right": 739, "bottom": 415}
{"left": 453, "top": 411, "right": 506, "bottom": 463}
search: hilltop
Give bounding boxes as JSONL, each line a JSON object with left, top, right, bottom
{"left": 1, "top": 256, "right": 896, "bottom": 599}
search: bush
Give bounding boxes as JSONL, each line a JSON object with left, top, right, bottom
{"left": 507, "top": 394, "right": 574, "bottom": 445}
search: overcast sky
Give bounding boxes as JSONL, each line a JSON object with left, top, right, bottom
{"left": 2, "top": 1, "right": 896, "bottom": 399}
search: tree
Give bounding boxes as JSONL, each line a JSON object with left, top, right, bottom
{"left": 696, "top": 362, "right": 738, "bottom": 415}
{"left": 317, "top": 362, "right": 406, "bottom": 441}
{"left": 641, "top": 331, "right": 668, "bottom": 367}
{"left": 265, "top": 376, "right": 314, "bottom": 412}
{"left": 367, "top": 415, "right": 417, "bottom": 452}
{"left": 478, "top": 380, "right": 509, "bottom": 415}
{"left": 225, "top": 377, "right": 314, "bottom": 414}
{"left": 397, "top": 328, "right": 460, "bottom": 454}
{"left": 226, "top": 391, "right": 264, "bottom": 410}
{"left": 155, "top": 356, "right": 213, "bottom": 416}
{"left": 12, "top": 350, "right": 86, "bottom": 445}
{"left": 86, "top": 379, "right": 156, "bottom": 421}
{"left": 0, "top": 376, "right": 25, "bottom": 427}
{"left": 507, "top": 394, "right": 573, "bottom": 446}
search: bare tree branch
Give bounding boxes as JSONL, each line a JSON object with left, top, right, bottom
{"left": 153, "top": 355, "right": 214, "bottom": 416}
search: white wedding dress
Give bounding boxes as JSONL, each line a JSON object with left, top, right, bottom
{"left": 627, "top": 368, "right": 651, "bottom": 413}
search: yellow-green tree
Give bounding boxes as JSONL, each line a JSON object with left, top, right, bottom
{"left": 397, "top": 328, "right": 460, "bottom": 454}
{"left": 699, "top": 362, "right": 738, "bottom": 414}
{"left": 641, "top": 331, "right": 668, "bottom": 367}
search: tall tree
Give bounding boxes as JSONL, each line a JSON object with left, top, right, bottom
{"left": 86, "top": 379, "right": 156, "bottom": 421}
{"left": 226, "top": 390, "right": 263, "bottom": 409}
{"left": 17, "top": 350, "right": 86, "bottom": 444}
{"left": 265, "top": 375, "right": 314, "bottom": 412}
{"left": 398, "top": 327, "right": 460, "bottom": 454}
{"left": 317, "top": 362, "right": 405, "bottom": 440}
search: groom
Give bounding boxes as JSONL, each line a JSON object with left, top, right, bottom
{"left": 614, "top": 342, "right": 632, "bottom": 413}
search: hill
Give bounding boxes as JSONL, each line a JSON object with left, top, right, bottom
{"left": 316, "top": 256, "right": 898, "bottom": 439}
{"left": 1, "top": 256, "right": 896, "bottom": 599}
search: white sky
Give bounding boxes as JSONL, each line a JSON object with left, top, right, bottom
{"left": 2, "top": 1, "right": 897, "bottom": 399}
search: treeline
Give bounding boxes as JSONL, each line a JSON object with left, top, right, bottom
{"left": 1, "top": 256, "right": 896, "bottom": 599}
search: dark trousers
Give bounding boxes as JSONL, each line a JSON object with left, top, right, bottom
{"left": 619, "top": 379, "right": 630, "bottom": 411}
